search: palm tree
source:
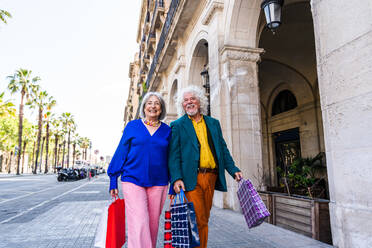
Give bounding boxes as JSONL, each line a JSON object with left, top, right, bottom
{"left": 61, "top": 133, "right": 66, "bottom": 168}
{"left": 28, "top": 125, "right": 38, "bottom": 172}
{"left": 51, "top": 118, "right": 62, "bottom": 172}
{"left": 38, "top": 136, "right": 46, "bottom": 173}
{"left": 71, "top": 133, "right": 80, "bottom": 166}
{"left": 0, "top": 9, "right": 11, "bottom": 24}
{"left": 60, "top": 112, "right": 75, "bottom": 168}
{"left": 43, "top": 98, "right": 56, "bottom": 173}
{"left": 79, "top": 137, "right": 91, "bottom": 161}
{"left": 21, "top": 121, "right": 35, "bottom": 174}
{"left": 7, "top": 69, "right": 40, "bottom": 175}
{"left": 27, "top": 88, "right": 50, "bottom": 174}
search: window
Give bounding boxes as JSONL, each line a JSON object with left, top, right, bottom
{"left": 272, "top": 90, "right": 297, "bottom": 116}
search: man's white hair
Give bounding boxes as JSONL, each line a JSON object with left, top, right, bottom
{"left": 175, "top": 85, "right": 208, "bottom": 117}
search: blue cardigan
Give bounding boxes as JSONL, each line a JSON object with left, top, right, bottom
{"left": 107, "top": 119, "right": 171, "bottom": 191}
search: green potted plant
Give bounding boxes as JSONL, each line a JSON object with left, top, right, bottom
{"left": 277, "top": 152, "right": 328, "bottom": 199}
{"left": 259, "top": 153, "right": 332, "bottom": 244}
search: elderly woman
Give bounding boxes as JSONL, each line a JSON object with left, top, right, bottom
{"left": 107, "top": 92, "right": 171, "bottom": 248}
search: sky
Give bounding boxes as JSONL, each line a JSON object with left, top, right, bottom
{"left": 0, "top": 0, "right": 142, "bottom": 157}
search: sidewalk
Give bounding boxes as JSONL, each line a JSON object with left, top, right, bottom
{"left": 0, "top": 175, "right": 333, "bottom": 248}
{"left": 0, "top": 172, "right": 54, "bottom": 178}
{"left": 206, "top": 207, "right": 332, "bottom": 248}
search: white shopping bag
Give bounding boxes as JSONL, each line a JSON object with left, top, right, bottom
{"left": 94, "top": 205, "right": 109, "bottom": 248}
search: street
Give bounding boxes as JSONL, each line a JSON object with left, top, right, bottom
{"left": 0, "top": 174, "right": 332, "bottom": 248}
{"left": 0, "top": 174, "right": 108, "bottom": 248}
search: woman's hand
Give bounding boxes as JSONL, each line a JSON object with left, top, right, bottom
{"left": 234, "top": 172, "right": 243, "bottom": 182}
{"left": 110, "top": 189, "right": 118, "bottom": 198}
{"left": 173, "top": 180, "right": 185, "bottom": 194}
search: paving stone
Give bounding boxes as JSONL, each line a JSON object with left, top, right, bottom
{"left": 0, "top": 174, "right": 333, "bottom": 248}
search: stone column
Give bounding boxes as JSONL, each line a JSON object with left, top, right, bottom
{"left": 311, "top": 0, "right": 372, "bottom": 247}
{"left": 217, "top": 45, "right": 264, "bottom": 210}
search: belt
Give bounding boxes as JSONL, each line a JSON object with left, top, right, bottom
{"left": 198, "top": 167, "right": 218, "bottom": 174}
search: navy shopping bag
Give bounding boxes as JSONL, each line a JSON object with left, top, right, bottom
{"left": 171, "top": 189, "right": 200, "bottom": 248}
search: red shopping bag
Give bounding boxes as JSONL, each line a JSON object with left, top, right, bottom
{"left": 106, "top": 197, "right": 126, "bottom": 248}
{"left": 164, "top": 200, "right": 174, "bottom": 248}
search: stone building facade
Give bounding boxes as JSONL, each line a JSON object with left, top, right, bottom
{"left": 125, "top": 0, "right": 372, "bottom": 247}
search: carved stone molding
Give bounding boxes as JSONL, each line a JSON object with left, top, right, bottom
{"left": 220, "top": 45, "right": 265, "bottom": 63}
{"left": 201, "top": 0, "right": 224, "bottom": 25}
{"left": 174, "top": 55, "right": 186, "bottom": 74}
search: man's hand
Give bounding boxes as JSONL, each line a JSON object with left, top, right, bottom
{"left": 234, "top": 172, "right": 243, "bottom": 182}
{"left": 110, "top": 189, "right": 118, "bottom": 198}
{"left": 173, "top": 180, "right": 185, "bottom": 194}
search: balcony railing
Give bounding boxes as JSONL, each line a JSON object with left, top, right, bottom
{"left": 146, "top": 0, "right": 180, "bottom": 88}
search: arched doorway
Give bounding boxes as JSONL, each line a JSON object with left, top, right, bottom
{"left": 188, "top": 39, "right": 209, "bottom": 88}
{"left": 258, "top": 1, "right": 330, "bottom": 243}
{"left": 258, "top": 1, "right": 325, "bottom": 187}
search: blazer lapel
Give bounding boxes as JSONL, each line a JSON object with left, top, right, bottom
{"left": 204, "top": 116, "right": 221, "bottom": 158}
{"left": 180, "top": 114, "right": 199, "bottom": 152}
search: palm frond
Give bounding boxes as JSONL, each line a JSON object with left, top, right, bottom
{"left": 0, "top": 10, "right": 12, "bottom": 24}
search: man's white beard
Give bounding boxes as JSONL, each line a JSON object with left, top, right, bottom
{"left": 185, "top": 104, "right": 198, "bottom": 116}
{"left": 186, "top": 110, "right": 198, "bottom": 116}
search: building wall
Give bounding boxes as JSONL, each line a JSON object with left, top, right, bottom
{"left": 311, "top": 0, "right": 372, "bottom": 246}
{"left": 126, "top": 0, "right": 372, "bottom": 246}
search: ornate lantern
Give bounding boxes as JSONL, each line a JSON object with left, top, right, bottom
{"left": 261, "top": 0, "right": 284, "bottom": 32}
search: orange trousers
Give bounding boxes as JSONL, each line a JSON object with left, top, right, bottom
{"left": 185, "top": 172, "right": 217, "bottom": 248}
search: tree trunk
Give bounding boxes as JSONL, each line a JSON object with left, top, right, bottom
{"left": 5, "top": 155, "right": 9, "bottom": 173}
{"left": 61, "top": 140, "right": 66, "bottom": 169}
{"left": 31, "top": 141, "right": 36, "bottom": 172}
{"left": 72, "top": 143, "right": 76, "bottom": 167}
{"left": 16, "top": 93, "right": 25, "bottom": 175}
{"left": 33, "top": 107, "right": 43, "bottom": 174}
{"left": 0, "top": 154, "right": 3, "bottom": 172}
{"left": 67, "top": 130, "right": 71, "bottom": 168}
{"left": 53, "top": 135, "right": 58, "bottom": 173}
{"left": 8, "top": 151, "right": 13, "bottom": 174}
{"left": 44, "top": 122, "right": 50, "bottom": 173}
{"left": 57, "top": 144, "right": 62, "bottom": 168}
{"left": 39, "top": 136, "right": 45, "bottom": 173}
{"left": 21, "top": 141, "right": 27, "bottom": 174}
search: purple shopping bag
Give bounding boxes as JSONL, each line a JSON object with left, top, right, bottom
{"left": 237, "top": 178, "right": 270, "bottom": 228}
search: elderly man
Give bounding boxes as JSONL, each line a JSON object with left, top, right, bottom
{"left": 168, "top": 85, "right": 243, "bottom": 248}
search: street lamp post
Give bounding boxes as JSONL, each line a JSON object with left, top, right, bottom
{"left": 200, "top": 65, "right": 210, "bottom": 116}
{"left": 261, "top": 0, "right": 284, "bottom": 33}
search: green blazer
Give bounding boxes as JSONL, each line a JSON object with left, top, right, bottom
{"left": 168, "top": 114, "right": 240, "bottom": 192}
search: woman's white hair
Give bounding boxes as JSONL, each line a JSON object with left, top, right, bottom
{"left": 140, "top": 92, "right": 167, "bottom": 120}
{"left": 175, "top": 85, "right": 208, "bottom": 117}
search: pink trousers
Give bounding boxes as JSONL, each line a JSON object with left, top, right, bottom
{"left": 121, "top": 182, "right": 168, "bottom": 248}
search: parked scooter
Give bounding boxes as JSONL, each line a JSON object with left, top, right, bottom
{"left": 57, "top": 168, "right": 80, "bottom": 181}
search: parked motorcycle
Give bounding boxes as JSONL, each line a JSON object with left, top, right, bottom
{"left": 57, "top": 168, "right": 80, "bottom": 181}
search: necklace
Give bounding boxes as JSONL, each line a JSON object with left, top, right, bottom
{"left": 143, "top": 119, "right": 160, "bottom": 127}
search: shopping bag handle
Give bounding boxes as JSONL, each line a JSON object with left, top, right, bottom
{"left": 237, "top": 177, "right": 246, "bottom": 184}
{"left": 174, "top": 189, "right": 188, "bottom": 205}
{"left": 111, "top": 195, "right": 120, "bottom": 201}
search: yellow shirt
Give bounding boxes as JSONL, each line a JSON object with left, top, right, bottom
{"left": 190, "top": 115, "right": 217, "bottom": 169}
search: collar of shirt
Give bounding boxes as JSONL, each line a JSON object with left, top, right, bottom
{"left": 188, "top": 114, "right": 204, "bottom": 124}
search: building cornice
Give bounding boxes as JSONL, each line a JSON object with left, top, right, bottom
{"left": 201, "top": 0, "right": 224, "bottom": 25}
{"left": 220, "top": 45, "right": 265, "bottom": 63}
